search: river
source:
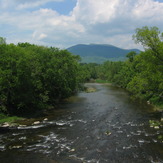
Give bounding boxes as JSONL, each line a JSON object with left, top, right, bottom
{"left": 0, "top": 83, "right": 162, "bottom": 163}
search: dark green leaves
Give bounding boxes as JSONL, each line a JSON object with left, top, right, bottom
{"left": 0, "top": 43, "right": 82, "bottom": 115}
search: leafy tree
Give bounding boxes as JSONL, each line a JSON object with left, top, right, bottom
{"left": 0, "top": 37, "right": 6, "bottom": 45}
{"left": 127, "top": 50, "right": 163, "bottom": 104}
{"left": 127, "top": 26, "right": 163, "bottom": 104}
{"left": 126, "top": 51, "right": 137, "bottom": 62}
{"left": 133, "top": 26, "right": 163, "bottom": 63}
{"left": 98, "top": 61, "right": 123, "bottom": 82}
{"left": 0, "top": 43, "right": 84, "bottom": 115}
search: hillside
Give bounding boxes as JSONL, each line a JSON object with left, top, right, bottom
{"left": 67, "top": 44, "right": 140, "bottom": 63}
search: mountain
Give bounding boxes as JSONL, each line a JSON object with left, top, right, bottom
{"left": 67, "top": 44, "right": 140, "bottom": 64}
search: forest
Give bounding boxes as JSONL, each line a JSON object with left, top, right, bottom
{"left": 0, "top": 26, "right": 163, "bottom": 117}
{"left": 0, "top": 41, "right": 87, "bottom": 116}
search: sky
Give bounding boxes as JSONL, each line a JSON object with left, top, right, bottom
{"left": 0, "top": 0, "right": 163, "bottom": 50}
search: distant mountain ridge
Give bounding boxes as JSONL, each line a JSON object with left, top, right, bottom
{"left": 67, "top": 44, "right": 140, "bottom": 63}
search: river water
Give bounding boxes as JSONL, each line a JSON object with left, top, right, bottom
{"left": 0, "top": 83, "right": 162, "bottom": 163}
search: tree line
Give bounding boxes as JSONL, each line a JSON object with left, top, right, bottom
{"left": 81, "top": 26, "right": 163, "bottom": 106}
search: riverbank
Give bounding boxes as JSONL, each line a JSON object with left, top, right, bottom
{"left": 0, "top": 113, "right": 22, "bottom": 124}
{"left": 0, "top": 113, "right": 24, "bottom": 130}
{"left": 0, "top": 113, "right": 50, "bottom": 130}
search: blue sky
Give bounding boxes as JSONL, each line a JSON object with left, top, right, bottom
{"left": 43, "top": 0, "right": 77, "bottom": 15}
{"left": 0, "top": 0, "right": 163, "bottom": 50}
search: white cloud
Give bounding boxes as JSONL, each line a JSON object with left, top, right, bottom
{"left": 0, "top": 0, "right": 163, "bottom": 49}
{"left": 72, "top": 0, "right": 119, "bottom": 24}
{"left": 70, "top": 0, "right": 163, "bottom": 48}
{"left": 33, "top": 31, "right": 47, "bottom": 40}
{"left": 133, "top": 0, "right": 163, "bottom": 17}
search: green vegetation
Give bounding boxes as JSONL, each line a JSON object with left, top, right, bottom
{"left": 80, "top": 26, "right": 163, "bottom": 108}
{"left": 149, "top": 119, "right": 163, "bottom": 142}
{"left": 81, "top": 56, "right": 126, "bottom": 64}
{"left": 81, "top": 56, "right": 110, "bottom": 64}
{"left": 95, "top": 79, "right": 109, "bottom": 83}
{"left": 0, "top": 113, "right": 22, "bottom": 124}
{"left": 119, "top": 26, "right": 162, "bottom": 107}
{"left": 0, "top": 41, "right": 86, "bottom": 116}
{"left": 0, "top": 25, "right": 162, "bottom": 122}
{"left": 149, "top": 120, "right": 162, "bottom": 129}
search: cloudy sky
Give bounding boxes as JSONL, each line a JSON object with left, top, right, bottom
{"left": 0, "top": 0, "right": 163, "bottom": 50}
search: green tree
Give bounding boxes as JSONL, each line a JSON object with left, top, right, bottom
{"left": 133, "top": 26, "right": 163, "bottom": 63}
{"left": 0, "top": 43, "right": 84, "bottom": 115}
{"left": 98, "top": 61, "right": 123, "bottom": 82}
{"left": 126, "top": 51, "right": 137, "bottom": 62}
{"left": 127, "top": 26, "right": 163, "bottom": 104}
{"left": 0, "top": 37, "right": 6, "bottom": 45}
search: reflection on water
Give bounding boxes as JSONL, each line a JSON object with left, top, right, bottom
{"left": 0, "top": 83, "right": 162, "bottom": 163}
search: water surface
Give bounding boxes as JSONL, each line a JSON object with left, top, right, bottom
{"left": 0, "top": 83, "right": 162, "bottom": 163}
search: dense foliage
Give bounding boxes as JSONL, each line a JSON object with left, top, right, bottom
{"left": 0, "top": 41, "right": 84, "bottom": 115}
{"left": 81, "top": 26, "right": 163, "bottom": 106}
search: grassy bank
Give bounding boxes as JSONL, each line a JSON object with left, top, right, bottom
{"left": 95, "top": 79, "right": 110, "bottom": 83}
{"left": 0, "top": 113, "right": 23, "bottom": 124}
